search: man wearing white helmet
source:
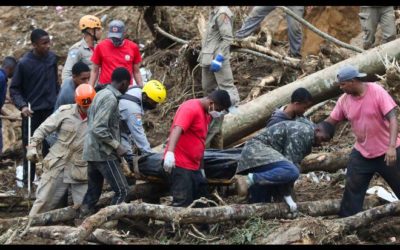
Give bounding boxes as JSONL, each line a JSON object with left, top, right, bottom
{"left": 88, "top": 20, "right": 143, "bottom": 91}
{"left": 62, "top": 15, "right": 103, "bottom": 83}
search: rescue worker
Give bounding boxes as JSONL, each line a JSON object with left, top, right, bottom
{"left": 198, "top": 6, "right": 240, "bottom": 149}
{"left": 62, "top": 15, "right": 102, "bottom": 83}
{"left": 26, "top": 84, "right": 96, "bottom": 216}
{"left": 235, "top": 120, "right": 334, "bottom": 212}
{"left": 266, "top": 87, "right": 313, "bottom": 128}
{"left": 88, "top": 20, "right": 143, "bottom": 91}
{"left": 0, "top": 56, "right": 17, "bottom": 153}
{"left": 235, "top": 6, "right": 305, "bottom": 58}
{"left": 163, "top": 89, "right": 232, "bottom": 208}
{"left": 10, "top": 28, "right": 59, "bottom": 185}
{"left": 119, "top": 80, "right": 167, "bottom": 164}
{"left": 325, "top": 65, "right": 400, "bottom": 217}
{"left": 79, "top": 67, "right": 131, "bottom": 218}
{"left": 359, "top": 6, "right": 396, "bottom": 50}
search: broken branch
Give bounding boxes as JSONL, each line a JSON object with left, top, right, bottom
{"left": 278, "top": 6, "right": 364, "bottom": 53}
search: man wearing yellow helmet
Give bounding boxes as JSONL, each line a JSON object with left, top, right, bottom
{"left": 119, "top": 80, "right": 167, "bottom": 164}
{"left": 62, "top": 15, "right": 102, "bottom": 83}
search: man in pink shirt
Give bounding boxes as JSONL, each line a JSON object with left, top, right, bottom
{"left": 326, "top": 65, "right": 400, "bottom": 217}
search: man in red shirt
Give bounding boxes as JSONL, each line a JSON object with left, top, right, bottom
{"left": 88, "top": 20, "right": 143, "bottom": 91}
{"left": 163, "top": 89, "right": 232, "bottom": 207}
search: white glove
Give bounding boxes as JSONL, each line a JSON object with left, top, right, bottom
{"left": 163, "top": 151, "right": 175, "bottom": 174}
{"left": 200, "top": 169, "right": 206, "bottom": 178}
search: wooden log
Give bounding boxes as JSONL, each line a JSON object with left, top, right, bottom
{"left": 64, "top": 196, "right": 380, "bottom": 244}
{"left": 262, "top": 200, "right": 400, "bottom": 244}
{"left": 300, "top": 148, "right": 351, "bottom": 173}
{"left": 0, "top": 181, "right": 169, "bottom": 233}
{"left": 222, "top": 39, "right": 400, "bottom": 146}
{"left": 26, "top": 226, "right": 127, "bottom": 245}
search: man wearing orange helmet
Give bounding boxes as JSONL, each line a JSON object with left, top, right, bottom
{"left": 62, "top": 15, "right": 102, "bottom": 83}
{"left": 26, "top": 84, "right": 96, "bottom": 215}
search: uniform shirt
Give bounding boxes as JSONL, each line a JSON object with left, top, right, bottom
{"left": 237, "top": 120, "right": 315, "bottom": 173}
{"left": 62, "top": 38, "right": 93, "bottom": 83}
{"left": 10, "top": 50, "right": 59, "bottom": 111}
{"left": 198, "top": 6, "right": 234, "bottom": 66}
{"left": 330, "top": 82, "right": 400, "bottom": 158}
{"left": 119, "top": 87, "right": 153, "bottom": 155}
{"left": 91, "top": 38, "right": 142, "bottom": 85}
{"left": 30, "top": 104, "right": 88, "bottom": 183}
{"left": 266, "top": 105, "right": 314, "bottom": 128}
{"left": 54, "top": 78, "right": 76, "bottom": 111}
{"left": 164, "top": 99, "right": 212, "bottom": 170}
{"left": 83, "top": 84, "right": 122, "bottom": 161}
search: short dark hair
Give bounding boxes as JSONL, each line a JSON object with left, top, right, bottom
{"left": 208, "top": 89, "right": 232, "bottom": 111}
{"left": 30, "top": 29, "right": 49, "bottom": 44}
{"left": 72, "top": 61, "right": 90, "bottom": 76}
{"left": 291, "top": 87, "right": 313, "bottom": 103}
{"left": 2, "top": 56, "right": 17, "bottom": 69}
{"left": 317, "top": 121, "right": 335, "bottom": 139}
{"left": 111, "top": 67, "right": 131, "bottom": 83}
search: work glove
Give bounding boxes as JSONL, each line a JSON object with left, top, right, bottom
{"left": 210, "top": 53, "right": 224, "bottom": 72}
{"left": 200, "top": 169, "right": 206, "bottom": 178}
{"left": 163, "top": 151, "right": 175, "bottom": 174}
{"left": 26, "top": 144, "right": 40, "bottom": 163}
{"left": 116, "top": 144, "right": 128, "bottom": 158}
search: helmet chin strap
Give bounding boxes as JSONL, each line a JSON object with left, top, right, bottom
{"left": 84, "top": 29, "right": 98, "bottom": 44}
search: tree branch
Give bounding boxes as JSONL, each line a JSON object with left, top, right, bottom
{"left": 277, "top": 6, "right": 364, "bottom": 53}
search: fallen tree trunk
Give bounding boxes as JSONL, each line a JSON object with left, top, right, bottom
{"left": 64, "top": 196, "right": 380, "bottom": 244}
{"left": 25, "top": 226, "right": 127, "bottom": 245}
{"left": 262, "top": 200, "right": 400, "bottom": 244}
{"left": 300, "top": 148, "right": 351, "bottom": 173}
{"left": 0, "top": 182, "right": 166, "bottom": 233}
{"left": 223, "top": 39, "right": 400, "bottom": 147}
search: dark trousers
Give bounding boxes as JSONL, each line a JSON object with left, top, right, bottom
{"left": 170, "top": 166, "right": 209, "bottom": 207}
{"left": 339, "top": 148, "right": 400, "bottom": 217}
{"left": 81, "top": 160, "right": 130, "bottom": 209}
{"left": 248, "top": 161, "right": 299, "bottom": 203}
{"left": 22, "top": 109, "right": 53, "bottom": 183}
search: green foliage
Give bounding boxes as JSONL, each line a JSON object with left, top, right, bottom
{"left": 228, "top": 216, "right": 280, "bottom": 244}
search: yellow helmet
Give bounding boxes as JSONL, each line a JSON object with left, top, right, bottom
{"left": 142, "top": 80, "right": 167, "bottom": 103}
{"left": 79, "top": 15, "right": 102, "bottom": 30}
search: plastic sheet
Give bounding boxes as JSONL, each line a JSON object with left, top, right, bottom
{"left": 137, "top": 148, "right": 242, "bottom": 180}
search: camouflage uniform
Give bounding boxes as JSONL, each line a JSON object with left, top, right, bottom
{"left": 198, "top": 6, "right": 240, "bottom": 149}
{"left": 29, "top": 104, "right": 88, "bottom": 216}
{"left": 81, "top": 84, "right": 130, "bottom": 210}
{"left": 62, "top": 38, "right": 93, "bottom": 82}
{"left": 238, "top": 120, "right": 315, "bottom": 203}
{"left": 238, "top": 120, "right": 315, "bottom": 174}
{"left": 359, "top": 6, "right": 396, "bottom": 50}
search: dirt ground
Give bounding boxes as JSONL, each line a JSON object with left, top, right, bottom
{"left": 0, "top": 6, "right": 400, "bottom": 245}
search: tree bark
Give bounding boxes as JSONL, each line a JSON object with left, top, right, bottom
{"left": 64, "top": 196, "right": 380, "bottom": 244}
{"left": 300, "top": 148, "right": 351, "bottom": 173}
{"left": 262, "top": 200, "right": 400, "bottom": 244}
{"left": 222, "top": 39, "right": 400, "bottom": 147}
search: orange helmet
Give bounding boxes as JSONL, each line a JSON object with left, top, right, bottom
{"left": 75, "top": 84, "right": 96, "bottom": 108}
{"left": 79, "top": 15, "right": 102, "bottom": 30}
